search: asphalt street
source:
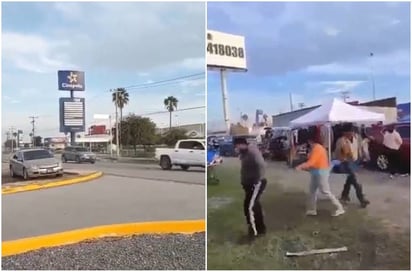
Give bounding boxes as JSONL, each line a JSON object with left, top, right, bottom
{"left": 2, "top": 160, "right": 205, "bottom": 241}
{"left": 63, "top": 159, "right": 205, "bottom": 185}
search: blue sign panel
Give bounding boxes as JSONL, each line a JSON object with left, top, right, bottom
{"left": 58, "top": 70, "right": 85, "bottom": 91}
{"left": 59, "top": 97, "right": 86, "bottom": 133}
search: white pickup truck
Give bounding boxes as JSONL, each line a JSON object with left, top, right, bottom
{"left": 155, "top": 139, "right": 206, "bottom": 170}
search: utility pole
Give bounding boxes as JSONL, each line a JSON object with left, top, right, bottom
{"left": 111, "top": 89, "right": 120, "bottom": 158}
{"left": 9, "top": 126, "right": 15, "bottom": 153}
{"left": 289, "top": 93, "right": 294, "bottom": 112}
{"left": 29, "top": 116, "right": 38, "bottom": 147}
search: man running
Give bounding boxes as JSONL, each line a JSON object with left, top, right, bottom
{"left": 335, "top": 123, "right": 370, "bottom": 208}
{"left": 233, "top": 137, "right": 267, "bottom": 238}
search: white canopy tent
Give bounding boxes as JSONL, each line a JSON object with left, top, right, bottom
{"left": 289, "top": 98, "right": 385, "bottom": 160}
{"left": 290, "top": 98, "right": 385, "bottom": 127}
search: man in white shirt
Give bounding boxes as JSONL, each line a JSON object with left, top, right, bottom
{"left": 382, "top": 125, "right": 403, "bottom": 178}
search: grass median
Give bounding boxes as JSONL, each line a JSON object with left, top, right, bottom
{"left": 207, "top": 165, "right": 410, "bottom": 270}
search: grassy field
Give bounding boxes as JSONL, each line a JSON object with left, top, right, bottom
{"left": 207, "top": 165, "right": 410, "bottom": 270}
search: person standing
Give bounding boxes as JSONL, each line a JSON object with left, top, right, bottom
{"left": 233, "top": 137, "right": 267, "bottom": 238}
{"left": 383, "top": 125, "right": 404, "bottom": 178}
{"left": 296, "top": 132, "right": 345, "bottom": 217}
{"left": 335, "top": 124, "right": 370, "bottom": 208}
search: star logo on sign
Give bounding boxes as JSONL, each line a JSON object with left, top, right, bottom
{"left": 67, "top": 72, "right": 78, "bottom": 83}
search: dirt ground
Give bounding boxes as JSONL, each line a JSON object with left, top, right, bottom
{"left": 208, "top": 158, "right": 410, "bottom": 269}
{"left": 222, "top": 158, "right": 410, "bottom": 232}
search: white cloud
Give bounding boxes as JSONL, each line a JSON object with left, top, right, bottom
{"left": 324, "top": 26, "right": 340, "bottom": 36}
{"left": 177, "top": 58, "right": 205, "bottom": 71}
{"left": 2, "top": 32, "right": 75, "bottom": 74}
{"left": 305, "top": 50, "right": 410, "bottom": 76}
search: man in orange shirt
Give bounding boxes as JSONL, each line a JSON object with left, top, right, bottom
{"left": 296, "top": 131, "right": 345, "bottom": 217}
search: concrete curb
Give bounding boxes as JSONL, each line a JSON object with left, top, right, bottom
{"left": 2, "top": 172, "right": 103, "bottom": 195}
{"left": 2, "top": 219, "right": 205, "bottom": 257}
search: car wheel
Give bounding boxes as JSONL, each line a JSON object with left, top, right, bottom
{"left": 9, "top": 166, "right": 15, "bottom": 178}
{"left": 160, "top": 156, "right": 172, "bottom": 170}
{"left": 181, "top": 165, "right": 190, "bottom": 171}
{"left": 376, "top": 154, "right": 389, "bottom": 171}
{"left": 62, "top": 155, "right": 67, "bottom": 163}
{"left": 56, "top": 173, "right": 63, "bottom": 178}
{"left": 91, "top": 160, "right": 96, "bottom": 164}
{"left": 23, "top": 168, "right": 29, "bottom": 180}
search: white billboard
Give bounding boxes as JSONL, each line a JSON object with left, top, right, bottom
{"left": 207, "top": 30, "right": 247, "bottom": 71}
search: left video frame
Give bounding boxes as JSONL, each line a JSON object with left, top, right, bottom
{"left": 2, "top": 1, "right": 206, "bottom": 270}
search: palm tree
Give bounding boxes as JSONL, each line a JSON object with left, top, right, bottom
{"left": 112, "top": 88, "right": 129, "bottom": 148}
{"left": 164, "top": 96, "right": 178, "bottom": 130}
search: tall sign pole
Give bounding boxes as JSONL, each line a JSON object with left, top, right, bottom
{"left": 220, "top": 69, "right": 231, "bottom": 134}
{"left": 58, "top": 70, "right": 86, "bottom": 146}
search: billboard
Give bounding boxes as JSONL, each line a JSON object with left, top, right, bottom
{"left": 207, "top": 30, "right": 247, "bottom": 71}
{"left": 58, "top": 70, "right": 85, "bottom": 91}
{"left": 59, "top": 97, "right": 86, "bottom": 133}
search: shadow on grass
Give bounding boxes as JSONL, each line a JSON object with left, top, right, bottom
{"left": 207, "top": 167, "right": 410, "bottom": 270}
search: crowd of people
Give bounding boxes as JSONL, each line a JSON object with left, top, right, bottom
{"left": 223, "top": 121, "right": 407, "bottom": 241}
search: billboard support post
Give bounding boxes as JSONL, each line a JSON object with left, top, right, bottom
{"left": 207, "top": 30, "right": 247, "bottom": 135}
{"left": 220, "top": 69, "right": 231, "bottom": 134}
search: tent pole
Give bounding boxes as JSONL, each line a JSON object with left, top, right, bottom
{"left": 328, "top": 123, "right": 332, "bottom": 162}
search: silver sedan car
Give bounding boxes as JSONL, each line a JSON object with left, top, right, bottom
{"left": 9, "top": 149, "right": 64, "bottom": 180}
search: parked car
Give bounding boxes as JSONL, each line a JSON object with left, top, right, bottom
{"left": 366, "top": 122, "right": 410, "bottom": 172}
{"left": 219, "top": 135, "right": 258, "bottom": 157}
{"left": 155, "top": 139, "right": 205, "bottom": 170}
{"left": 62, "top": 146, "right": 97, "bottom": 164}
{"left": 268, "top": 127, "right": 292, "bottom": 160}
{"left": 9, "top": 149, "right": 63, "bottom": 180}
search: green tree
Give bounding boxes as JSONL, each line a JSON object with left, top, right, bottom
{"left": 163, "top": 96, "right": 178, "bottom": 130}
{"left": 123, "top": 114, "right": 156, "bottom": 154}
{"left": 162, "top": 128, "right": 188, "bottom": 147}
{"left": 4, "top": 139, "right": 17, "bottom": 149}
{"left": 112, "top": 88, "right": 130, "bottom": 149}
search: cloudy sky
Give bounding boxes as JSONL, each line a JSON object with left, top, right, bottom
{"left": 207, "top": 2, "right": 410, "bottom": 130}
{"left": 2, "top": 2, "right": 205, "bottom": 141}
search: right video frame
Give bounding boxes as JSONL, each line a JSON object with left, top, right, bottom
{"left": 206, "top": 2, "right": 410, "bottom": 270}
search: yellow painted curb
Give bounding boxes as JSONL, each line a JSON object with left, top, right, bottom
{"left": 2, "top": 220, "right": 205, "bottom": 257}
{"left": 2, "top": 172, "right": 103, "bottom": 195}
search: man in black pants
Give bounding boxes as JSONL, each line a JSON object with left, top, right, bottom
{"left": 233, "top": 137, "right": 267, "bottom": 238}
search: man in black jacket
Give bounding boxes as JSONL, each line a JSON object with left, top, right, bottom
{"left": 234, "top": 137, "right": 267, "bottom": 238}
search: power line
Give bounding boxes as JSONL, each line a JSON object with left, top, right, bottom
{"left": 122, "top": 72, "right": 204, "bottom": 90}
{"left": 87, "top": 72, "right": 204, "bottom": 103}
{"left": 139, "top": 106, "right": 205, "bottom": 116}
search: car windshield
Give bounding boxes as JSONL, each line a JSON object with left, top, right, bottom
{"left": 75, "top": 147, "right": 88, "bottom": 152}
{"left": 23, "top": 150, "right": 54, "bottom": 161}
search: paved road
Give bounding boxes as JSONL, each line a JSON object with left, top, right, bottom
{"left": 63, "top": 160, "right": 205, "bottom": 185}
{"left": 2, "top": 161, "right": 205, "bottom": 241}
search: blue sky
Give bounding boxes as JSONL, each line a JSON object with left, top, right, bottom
{"left": 207, "top": 2, "right": 410, "bottom": 131}
{"left": 2, "top": 2, "right": 205, "bottom": 141}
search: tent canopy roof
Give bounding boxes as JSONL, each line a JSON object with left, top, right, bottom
{"left": 290, "top": 98, "right": 385, "bottom": 127}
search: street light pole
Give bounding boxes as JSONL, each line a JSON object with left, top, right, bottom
{"left": 370, "top": 52, "right": 376, "bottom": 100}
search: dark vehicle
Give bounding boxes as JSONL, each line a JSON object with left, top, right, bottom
{"left": 366, "top": 122, "right": 410, "bottom": 172}
{"left": 268, "top": 127, "right": 291, "bottom": 161}
{"left": 62, "top": 146, "right": 97, "bottom": 164}
{"left": 219, "top": 135, "right": 258, "bottom": 157}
